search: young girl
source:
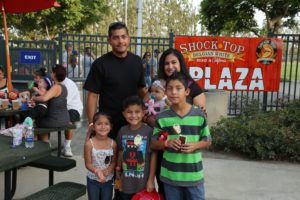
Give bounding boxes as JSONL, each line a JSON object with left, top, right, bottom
{"left": 150, "top": 79, "right": 169, "bottom": 113}
{"left": 84, "top": 112, "right": 117, "bottom": 200}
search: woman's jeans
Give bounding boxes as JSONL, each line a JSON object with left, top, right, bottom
{"left": 164, "top": 182, "right": 205, "bottom": 200}
{"left": 87, "top": 177, "right": 113, "bottom": 200}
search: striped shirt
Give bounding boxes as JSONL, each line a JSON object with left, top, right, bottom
{"left": 152, "top": 106, "right": 211, "bottom": 187}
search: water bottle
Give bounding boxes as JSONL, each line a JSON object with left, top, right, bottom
{"left": 25, "top": 126, "right": 34, "bottom": 148}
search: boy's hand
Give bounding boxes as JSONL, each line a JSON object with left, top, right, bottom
{"left": 166, "top": 138, "right": 181, "bottom": 151}
{"left": 181, "top": 142, "right": 199, "bottom": 153}
{"left": 146, "top": 179, "right": 155, "bottom": 192}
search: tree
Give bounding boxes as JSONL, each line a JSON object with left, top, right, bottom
{"left": 0, "top": 0, "right": 109, "bottom": 40}
{"left": 200, "top": 0, "right": 300, "bottom": 36}
{"left": 90, "top": 0, "right": 200, "bottom": 37}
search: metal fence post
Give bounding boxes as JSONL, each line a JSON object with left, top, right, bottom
{"left": 169, "top": 31, "right": 174, "bottom": 48}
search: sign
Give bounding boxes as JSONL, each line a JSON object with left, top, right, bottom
{"left": 20, "top": 51, "right": 41, "bottom": 65}
{"left": 175, "top": 36, "right": 283, "bottom": 91}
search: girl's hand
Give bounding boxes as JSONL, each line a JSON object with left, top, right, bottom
{"left": 166, "top": 138, "right": 181, "bottom": 151}
{"left": 85, "top": 123, "right": 93, "bottom": 142}
{"left": 102, "top": 168, "right": 109, "bottom": 177}
{"left": 95, "top": 169, "right": 106, "bottom": 183}
{"left": 146, "top": 179, "right": 155, "bottom": 192}
{"left": 32, "top": 87, "right": 39, "bottom": 92}
{"left": 181, "top": 142, "right": 198, "bottom": 153}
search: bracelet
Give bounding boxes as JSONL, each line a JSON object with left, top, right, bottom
{"left": 115, "top": 166, "right": 121, "bottom": 171}
{"left": 93, "top": 168, "right": 99, "bottom": 174}
{"left": 164, "top": 140, "right": 169, "bottom": 148}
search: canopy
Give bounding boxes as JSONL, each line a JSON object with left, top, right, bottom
{"left": 0, "top": 0, "right": 60, "bottom": 92}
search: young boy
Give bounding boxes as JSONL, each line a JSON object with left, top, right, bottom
{"left": 151, "top": 72, "right": 211, "bottom": 200}
{"left": 116, "top": 96, "right": 156, "bottom": 200}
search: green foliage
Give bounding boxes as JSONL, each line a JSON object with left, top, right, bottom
{"left": 211, "top": 100, "right": 300, "bottom": 162}
{"left": 200, "top": 0, "right": 300, "bottom": 36}
{"left": 1, "top": 0, "right": 109, "bottom": 40}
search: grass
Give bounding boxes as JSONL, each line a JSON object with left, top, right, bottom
{"left": 280, "top": 62, "right": 300, "bottom": 81}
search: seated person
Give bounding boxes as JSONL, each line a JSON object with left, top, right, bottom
{"left": 27, "top": 76, "right": 53, "bottom": 119}
{"left": 31, "top": 65, "right": 70, "bottom": 142}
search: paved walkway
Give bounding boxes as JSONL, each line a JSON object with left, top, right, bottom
{"left": 1, "top": 119, "right": 300, "bottom": 200}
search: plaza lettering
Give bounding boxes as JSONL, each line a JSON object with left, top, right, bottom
{"left": 189, "top": 66, "right": 264, "bottom": 90}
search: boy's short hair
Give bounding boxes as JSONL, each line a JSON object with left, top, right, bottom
{"left": 108, "top": 21, "right": 128, "bottom": 37}
{"left": 166, "top": 72, "right": 189, "bottom": 89}
{"left": 122, "top": 96, "right": 145, "bottom": 111}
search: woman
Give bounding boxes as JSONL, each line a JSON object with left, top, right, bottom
{"left": 157, "top": 48, "right": 206, "bottom": 109}
{"left": 0, "top": 66, "right": 8, "bottom": 92}
{"left": 32, "top": 64, "right": 70, "bottom": 141}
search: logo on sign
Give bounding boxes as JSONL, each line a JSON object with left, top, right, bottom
{"left": 256, "top": 39, "right": 277, "bottom": 64}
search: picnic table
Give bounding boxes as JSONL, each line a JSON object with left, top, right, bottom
{"left": 0, "top": 135, "right": 51, "bottom": 200}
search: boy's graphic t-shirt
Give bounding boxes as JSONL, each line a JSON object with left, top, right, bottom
{"left": 117, "top": 123, "right": 152, "bottom": 194}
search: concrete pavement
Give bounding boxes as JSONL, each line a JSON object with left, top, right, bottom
{"left": 1, "top": 119, "right": 300, "bottom": 200}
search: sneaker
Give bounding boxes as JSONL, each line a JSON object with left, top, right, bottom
{"left": 63, "top": 146, "right": 73, "bottom": 157}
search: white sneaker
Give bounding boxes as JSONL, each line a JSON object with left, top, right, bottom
{"left": 63, "top": 146, "right": 73, "bottom": 157}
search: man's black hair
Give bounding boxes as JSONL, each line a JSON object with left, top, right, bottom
{"left": 108, "top": 22, "right": 129, "bottom": 37}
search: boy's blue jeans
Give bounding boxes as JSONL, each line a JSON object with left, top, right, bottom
{"left": 164, "top": 182, "right": 205, "bottom": 200}
{"left": 87, "top": 177, "right": 113, "bottom": 200}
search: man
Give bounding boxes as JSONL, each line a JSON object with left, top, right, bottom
{"left": 152, "top": 48, "right": 161, "bottom": 79}
{"left": 84, "top": 22, "right": 147, "bottom": 140}
{"left": 62, "top": 77, "right": 83, "bottom": 157}
{"left": 62, "top": 43, "right": 83, "bottom": 78}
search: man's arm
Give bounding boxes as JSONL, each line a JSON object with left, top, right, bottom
{"left": 138, "top": 87, "right": 149, "bottom": 101}
{"left": 86, "top": 91, "right": 98, "bottom": 124}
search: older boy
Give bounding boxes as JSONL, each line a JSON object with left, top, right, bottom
{"left": 151, "top": 72, "right": 211, "bottom": 200}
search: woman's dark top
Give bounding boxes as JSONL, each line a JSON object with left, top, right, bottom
{"left": 36, "top": 84, "right": 70, "bottom": 128}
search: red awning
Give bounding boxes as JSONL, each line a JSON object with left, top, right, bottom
{"left": 0, "top": 0, "right": 60, "bottom": 14}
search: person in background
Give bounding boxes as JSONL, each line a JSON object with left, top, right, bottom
{"left": 62, "top": 43, "right": 83, "bottom": 78}
{"left": 0, "top": 66, "right": 8, "bottom": 92}
{"left": 151, "top": 72, "right": 211, "bottom": 200}
{"left": 152, "top": 49, "right": 161, "bottom": 79}
{"left": 62, "top": 77, "right": 83, "bottom": 157}
{"left": 84, "top": 112, "right": 117, "bottom": 200}
{"left": 142, "top": 51, "right": 153, "bottom": 88}
{"left": 32, "top": 64, "right": 70, "bottom": 142}
{"left": 84, "top": 21, "right": 147, "bottom": 141}
{"left": 83, "top": 47, "right": 96, "bottom": 78}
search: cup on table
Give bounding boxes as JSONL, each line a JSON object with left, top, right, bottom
{"left": 1, "top": 99, "right": 9, "bottom": 109}
{"left": 12, "top": 100, "right": 20, "bottom": 110}
{"left": 12, "top": 127, "right": 23, "bottom": 147}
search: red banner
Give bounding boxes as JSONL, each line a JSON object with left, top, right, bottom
{"left": 175, "top": 36, "right": 283, "bottom": 91}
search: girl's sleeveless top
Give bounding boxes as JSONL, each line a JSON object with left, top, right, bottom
{"left": 87, "top": 138, "right": 114, "bottom": 182}
{"left": 36, "top": 84, "right": 70, "bottom": 127}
